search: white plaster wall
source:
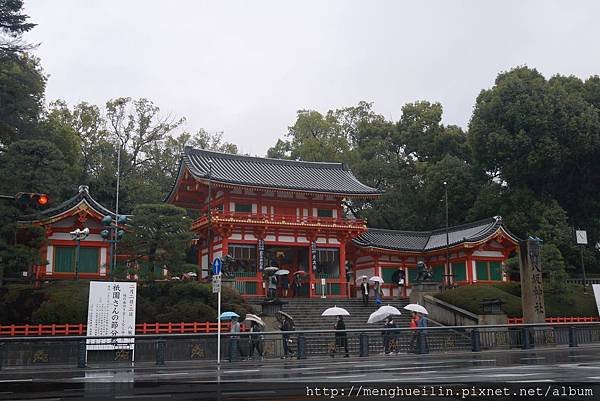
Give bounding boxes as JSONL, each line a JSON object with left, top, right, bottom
{"left": 229, "top": 202, "right": 235, "bottom": 211}
{"left": 312, "top": 207, "right": 317, "bottom": 217}
{"left": 50, "top": 233, "right": 103, "bottom": 242}
{"left": 328, "top": 238, "right": 340, "bottom": 245}
{"left": 244, "top": 233, "right": 257, "bottom": 241}
{"left": 230, "top": 233, "right": 242, "bottom": 240}
{"left": 266, "top": 235, "right": 276, "bottom": 241}
{"left": 100, "top": 248, "right": 107, "bottom": 275}
{"left": 472, "top": 260, "right": 477, "bottom": 282}
{"left": 297, "top": 237, "right": 309, "bottom": 243}
{"left": 261, "top": 205, "right": 268, "bottom": 214}
{"left": 279, "top": 235, "right": 295, "bottom": 242}
{"left": 252, "top": 204, "right": 257, "bottom": 213}
{"left": 46, "top": 245, "right": 54, "bottom": 274}
{"left": 473, "top": 250, "right": 503, "bottom": 257}
{"left": 332, "top": 209, "right": 337, "bottom": 218}
{"left": 316, "top": 238, "right": 327, "bottom": 244}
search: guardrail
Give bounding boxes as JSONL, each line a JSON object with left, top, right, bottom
{"left": 1, "top": 322, "right": 599, "bottom": 370}
{"left": 507, "top": 317, "right": 599, "bottom": 324}
{"left": 0, "top": 322, "right": 235, "bottom": 337}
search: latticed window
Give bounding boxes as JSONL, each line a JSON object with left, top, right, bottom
{"left": 229, "top": 244, "right": 257, "bottom": 274}
{"left": 476, "top": 260, "right": 503, "bottom": 281}
{"left": 234, "top": 203, "right": 252, "bottom": 213}
{"left": 317, "top": 209, "right": 333, "bottom": 218}
{"left": 316, "top": 248, "right": 339, "bottom": 278}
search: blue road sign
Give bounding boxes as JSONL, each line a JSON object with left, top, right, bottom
{"left": 212, "top": 257, "right": 222, "bottom": 275}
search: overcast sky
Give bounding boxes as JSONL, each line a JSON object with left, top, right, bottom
{"left": 24, "top": 0, "right": 600, "bottom": 156}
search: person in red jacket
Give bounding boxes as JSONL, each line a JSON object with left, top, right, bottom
{"left": 409, "top": 312, "right": 420, "bottom": 352}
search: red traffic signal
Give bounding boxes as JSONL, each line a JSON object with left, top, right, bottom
{"left": 15, "top": 192, "right": 50, "bottom": 210}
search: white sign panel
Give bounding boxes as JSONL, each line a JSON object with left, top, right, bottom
{"left": 87, "top": 281, "right": 137, "bottom": 351}
{"left": 593, "top": 284, "right": 600, "bottom": 317}
{"left": 212, "top": 275, "right": 221, "bottom": 293}
{"left": 576, "top": 230, "right": 588, "bottom": 245}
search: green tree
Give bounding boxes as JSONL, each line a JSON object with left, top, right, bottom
{"left": 0, "top": 0, "right": 36, "bottom": 55}
{"left": 0, "top": 54, "right": 46, "bottom": 149}
{"left": 541, "top": 243, "right": 568, "bottom": 295}
{"left": 120, "top": 204, "right": 193, "bottom": 279}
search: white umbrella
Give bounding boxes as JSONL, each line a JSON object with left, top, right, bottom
{"left": 321, "top": 306, "right": 350, "bottom": 317}
{"left": 377, "top": 305, "right": 402, "bottom": 316}
{"left": 275, "top": 269, "right": 290, "bottom": 275}
{"left": 369, "top": 276, "right": 384, "bottom": 283}
{"left": 355, "top": 275, "right": 368, "bottom": 282}
{"left": 367, "top": 310, "right": 388, "bottom": 324}
{"left": 264, "top": 266, "right": 279, "bottom": 272}
{"left": 403, "top": 303, "right": 429, "bottom": 315}
{"left": 243, "top": 314, "right": 265, "bottom": 326}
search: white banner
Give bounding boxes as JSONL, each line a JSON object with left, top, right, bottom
{"left": 593, "top": 284, "right": 600, "bottom": 317}
{"left": 87, "top": 281, "right": 137, "bottom": 351}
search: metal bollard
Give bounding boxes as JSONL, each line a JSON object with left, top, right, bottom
{"left": 359, "top": 333, "right": 369, "bottom": 357}
{"left": 568, "top": 326, "right": 578, "bottom": 348}
{"left": 78, "top": 340, "right": 86, "bottom": 368}
{"left": 156, "top": 338, "right": 166, "bottom": 366}
{"left": 471, "top": 328, "right": 481, "bottom": 352}
{"left": 521, "top": 327, "right": 530, "bottom": 350}
{"left": 229, "top": 338, "right": 238, "bottom": 362}
{"left": 297, "top": 334, "right": 306, "bottom": 359}
{"left": 417, "top": 330, "right": 428, "bottom": 354}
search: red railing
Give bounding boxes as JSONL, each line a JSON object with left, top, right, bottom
{"left": 0, "top": 321, "right": 245, "bottom": 337}
{"left": 507, "top": 317, "right": 599, "bottom": 325}
{"left": 192, "top": 211, "right": 366, "bottom": 230}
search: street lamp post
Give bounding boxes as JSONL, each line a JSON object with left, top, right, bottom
{"left": 207, "top": 160, "right": 214, "bottom": 279}
{"left": 70, "top": 228, "right": 90, "bottom": 280}
{"left": 101, "top": 215, "right": 126, "bottom": 279}
{"left": 443, "top": 181, "right": 450, "bottom": 288}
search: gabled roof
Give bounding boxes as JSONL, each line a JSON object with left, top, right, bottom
{"left": 353, "top": 216, "right": 519, "bottom": 252}
{"left": 18, "top": 185, "right": 116, "bottom": 224}
{"left": 166, "top": 147, "right": 380, "bottom": 199}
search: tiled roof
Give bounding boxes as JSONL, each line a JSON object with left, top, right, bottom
{"left": 353, "top": 216, "right": 518, "bottom": 252}
{"left": 170, "top": 147, "right": 380, "bottom": 197}
{"left": 19, "top": 185, "right": 116, "bottom": 222}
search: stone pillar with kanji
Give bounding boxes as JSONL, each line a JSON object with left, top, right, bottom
{"left": 519, "top": 239, "right": 546, "bottom": 323}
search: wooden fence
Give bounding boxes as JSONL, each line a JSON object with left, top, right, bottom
{"left": 0, "top": 321, "right": 241, "bottom": 337}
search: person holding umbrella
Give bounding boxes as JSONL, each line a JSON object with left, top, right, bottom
{"left": 268, "top": 273, "right": 278, "bottom": 299}
{"left": 382, "top": 316, "right": 397, "bottom": 355}
{"left": 417, "top": 311, "right": 429, "bottom": 353}
{"left": 332, "top": 315, "right": 349, "bottom": 358}
{"left": 359, "top": 277, "right": 370, "bottom": 306}
{"left": 249, "top": 320, "right": 264, "bottom": 360}
{"left": 277, "top": 311, "right": 295, "bottom": 358}
{"left": 229, "top": 315, "right": 242, "bottom": 361}
{"left": 409, "top": 311, "right": 420, "bottom": 352}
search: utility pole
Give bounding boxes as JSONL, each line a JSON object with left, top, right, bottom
{"left": 444, "top": 181, "right": 450, "bottom": 288}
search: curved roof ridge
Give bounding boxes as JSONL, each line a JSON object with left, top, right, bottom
{"left": 184, "top": 147, "right": 347, "bottom": 169}
{"left": 19, "top": 185, "right": 116, "bottom": 222}
{"left": 428, "top": 216, "right": 499, "bottom": 235}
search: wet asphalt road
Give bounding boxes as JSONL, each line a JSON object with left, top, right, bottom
{"left": 1, "top": 345, "right": 599, "bottom": 400}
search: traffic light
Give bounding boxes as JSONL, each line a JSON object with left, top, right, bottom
{"left": 15, "top": 192, "right": 49, "bottom": 210}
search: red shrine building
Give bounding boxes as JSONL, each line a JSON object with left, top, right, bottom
{"left": 18, "top": 185, "right": 118, "bottom": 281}
{"left": 167, "top": 148, "right": 520, "bottom": 298}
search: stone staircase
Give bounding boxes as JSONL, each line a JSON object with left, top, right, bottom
{"left": 279, "top": 297, "right": 411, "bottom": 331}
{"left": 245, "top": 297, "right": 472, "bottom": 357}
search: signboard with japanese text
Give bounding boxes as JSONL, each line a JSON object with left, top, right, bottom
{"left": 593, "top": 284, "right": 600, "bottom": 317}
{"left": 311, "top": 241, "right": 317, "bottom": 271}
{"left": 86, "top": 281, "right": 137, "bottom": 351}
{"left": 519, "top": 239, "right": 546, "bottom": 323}
{"left": 258, "top": 240, "right": 265, "bottom": 271}
{"left": 212, "top": 274, "right": 222, "bottom": 293}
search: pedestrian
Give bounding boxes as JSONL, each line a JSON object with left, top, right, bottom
{"left": 279, "top": 314, "right": 295, "bottom": 358}
{"left": 281, "top": 273, "right": 289, "bottom": 297}
{"left": 391, "top": 268, "right": 406, "bottom": 299}
{"left": 360, "top": 278, "right": 370, "bottom": 306}
{"left": 249, "top": 320, "right": 264, "bottom": 360}
{"left": 229, "top": 316, "right": 242, "bottom": 361}
{"left": 374, "top": 281, "right": 382, "bottom": 306}
{"left": 268, "top": 274, "right": 278, "bottom": 299}
{"left": 331, "top": 316, "right": 349, "bottom": 358}
{"left": 409, "top": 311, "right": 419, "bottom": 352}
{"left": 292, "top": 273, "right": 302, "bottom": 297}
{"left": 382, "top": 316, "right": 397, "bottom": 355}
{"left": 416, "top": 312, "right": 429, "bottom": 353}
